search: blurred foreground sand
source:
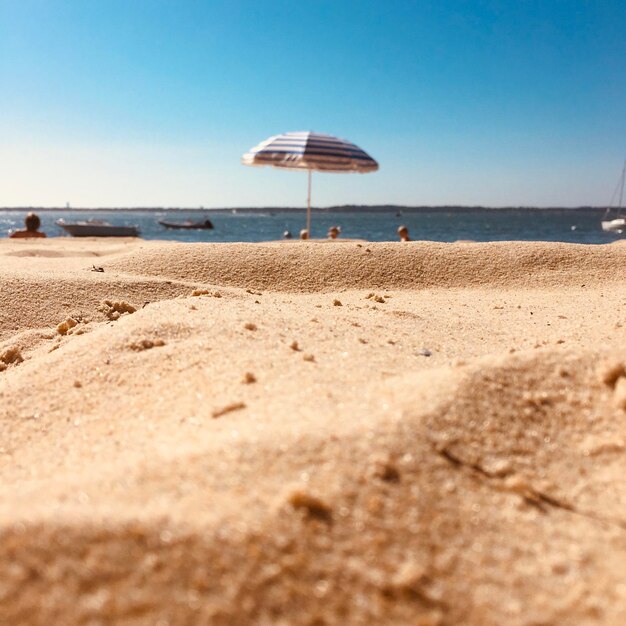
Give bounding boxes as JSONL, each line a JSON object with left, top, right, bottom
{"left": 1, "top": 237, "right": 626, "bottom": 625}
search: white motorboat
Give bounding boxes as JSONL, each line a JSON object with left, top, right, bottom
{"left": 56, "top": 219, "right": 140, "bottom": 237}
{"left": 601, "top": 160, "right": 626, "bottom": 234}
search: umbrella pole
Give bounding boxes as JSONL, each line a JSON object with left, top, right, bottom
{"left": 306, "top": 169, "right": 312, "bottom": 235}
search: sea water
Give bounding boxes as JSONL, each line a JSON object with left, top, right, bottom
{"left": 0, "top": 208, "right": 620, "bottom": 245}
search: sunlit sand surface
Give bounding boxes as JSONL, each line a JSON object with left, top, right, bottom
{"left": 1, "top": 237, "right": 626, "bottom": 624}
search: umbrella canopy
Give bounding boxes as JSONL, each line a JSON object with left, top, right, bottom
{"left": 242, "top": 131, "right": 378, "bottom": 235}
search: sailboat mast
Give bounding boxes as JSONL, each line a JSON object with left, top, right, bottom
{"left": 603, "top": 159, "right": 626, "bottom": 221}
{"left": 619, "top": 159, "right": 626, "bottom": 210}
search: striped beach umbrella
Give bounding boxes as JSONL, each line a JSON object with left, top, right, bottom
{"left": 242, "top": 131, "right": 378, "bottom": 236}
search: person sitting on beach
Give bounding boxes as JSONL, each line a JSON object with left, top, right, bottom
{"left": 397, "top": 225, "right": 411, "bottom": 242}
{"left": 327, "top": 226, "right": 341, "bottom": 239}
{"left": 10, "top": 212, "right": 46, "bottom": 239}
{"left": 299, "top": 229, "right": 309, "bottom": 240}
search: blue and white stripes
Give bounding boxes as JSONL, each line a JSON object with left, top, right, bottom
{"left": 242, "top": 131, "right": 378, "bottom": 172}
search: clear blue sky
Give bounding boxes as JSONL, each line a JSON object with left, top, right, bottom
{"left": 1, "top": 0, "right": 624, "bottom": 207}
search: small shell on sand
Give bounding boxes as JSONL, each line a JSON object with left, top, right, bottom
{"left": 99, "top": 300, "right": 137, "bottom": 321}
{"left": 244, "top": 323, "right": 258, "bottom": 331}
{"left": 333, "top": 299, "right": 342, "bottom": 306}
{"left": 287, "top": 489, "right": 332, "bottom": 521}
{"left": 212, "top": 402, "right": 246, "bottom": 418}
{"left": 57, "top": 318, "right": 78, "bottom": 335}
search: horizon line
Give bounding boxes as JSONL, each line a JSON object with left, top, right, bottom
{"left": 0, "top": 204, "right": 612, "bottom": 212}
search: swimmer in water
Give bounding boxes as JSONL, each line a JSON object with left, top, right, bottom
{"left": 10, "top": 212, "right": 46, "bottom": 239}
{"left": 397, "top": 225, "right": 411, "bottom": 242}
{"left": 327, "top": 226, "right": 341, "bottom": 239}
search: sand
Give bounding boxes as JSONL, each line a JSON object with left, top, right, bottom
{"left": 1, "top": 236, "right": 626, "bottom": 625}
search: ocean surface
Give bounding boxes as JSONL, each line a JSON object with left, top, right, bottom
{"left": 0, "top": 208, "right": 621, "bottom": 244}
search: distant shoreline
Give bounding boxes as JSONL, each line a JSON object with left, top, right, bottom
{"left": 0, "top": 205, "right": 610, "bottom": 213}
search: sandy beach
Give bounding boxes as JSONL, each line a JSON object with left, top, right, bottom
{"left": 1, "top": 237, "right": 626, "bottom": 625}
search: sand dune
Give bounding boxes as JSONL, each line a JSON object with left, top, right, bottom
{"left": 1, "top": 237, "right": 625, "bottom": 624}
{"left": 103, "top": 239, "right": 626, "bottom": 290}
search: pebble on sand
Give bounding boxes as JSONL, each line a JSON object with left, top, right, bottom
{"left": 0, "top": 346, "right": 23, "bottom": 372}
{"left": 129, "top": 338, "right": 166, "bottom": 351}
{"left": 372, "top": 457, "right": 400, "bottom": 482}
{"left": 191, "top": 289, "right": 223, "bottom": 298}
{"left": 613, "top": 378, "right": 626, "bottom": 410}
{"left": 57, "top": 318, "right": 78, "bottom": 335}
{"left": 365, "top": 293, "right": 385, "bottom": 303}
{"left": 390, "top": 559, "right": 428, "bottom": 592}
{"left": 287, "top": 489, "right": 332, "bottom": 521}
{"left": 333, "top": 299, "right": 342, "bottom": 306}
{"left": 481, "top": 457, "right": 513, "bottom": 477}
{"left": 242, "top": 372, "right": 257, "bottom": 384}
{"left": 244, "top": 322, "right": 258, "bottom": 331}
{"left": 99, "top": 300, "right": 137, "bottom": 321}
{"left": 598, "top": 360, "right": 626, "bottom": 387}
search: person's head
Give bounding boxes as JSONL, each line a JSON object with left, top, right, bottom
{"left": 327, "top": 226, "right": 341, "bottom": 239}
{"left": 25, "top": 212, "right": 41, "bottom": 232}
{"left": 299, "top": 229, "right": 309, "bottom": 240}
{"left": 397, "top": 225, "right": 409, "bottom": 241}
{"left": 283, "top": 230, "right": 293, "bottom": 239}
